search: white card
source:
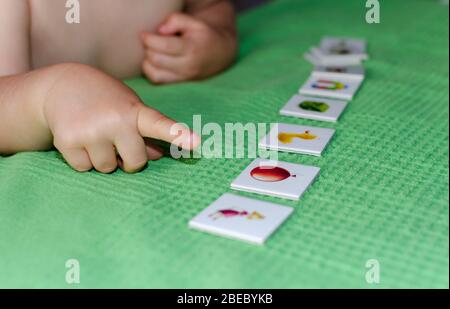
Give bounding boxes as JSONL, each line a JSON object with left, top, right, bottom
{"left": 304, "top": 52, "right": 324, "bottom": 66}
{"left": 320, "top": 37, "right": 367, "bottom": 56}
{"left": 231, "top": 158, "right": 320, "bottom": 201}
{"left": 307, "top": 37, "right": 368, "bottom": 66}
{"left": 299, "top": 74, "right": 363, "bottom": 101}
{"left": 189, "top": 193, "right": 294, "bottom": 245}
{"left": 259, "top": 123, "right": 335, "bottom": 156}
{"left": 312, "top": 65, "right": 365, "bottom": 81}
{"left": 310, "top": 47, "right": 366, "bottom": 66}
{"left": 280, "top": 94, "right": 348, "bottom": 123}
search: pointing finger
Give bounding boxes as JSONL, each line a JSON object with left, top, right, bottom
{"left": 137, "top": 106, "right": 200, "bottom": 150}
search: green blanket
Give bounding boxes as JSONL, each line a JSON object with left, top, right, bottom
{"left": 0, "top": 0, "right": 448, "bottom": 288}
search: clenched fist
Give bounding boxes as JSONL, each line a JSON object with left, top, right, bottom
{"left": 141, "top": 12, "right": 237, "bottom": 84}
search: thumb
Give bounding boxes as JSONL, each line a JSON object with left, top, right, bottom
{"left": 137, "top": 105, "right": 200, "bottom": 150}
{"left": 158, "top": 12, "right": 203, "bottom": 35}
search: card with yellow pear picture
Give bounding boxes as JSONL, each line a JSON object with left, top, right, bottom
{"left": 259, "top": 123, "right": 336, "bottom": 156}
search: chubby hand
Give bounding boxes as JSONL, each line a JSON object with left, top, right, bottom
{"left": 42, "top": 63, "right": 200, "bottom": 173}
{"left": 141, "top": 12, "right": 237, "bottom": 84}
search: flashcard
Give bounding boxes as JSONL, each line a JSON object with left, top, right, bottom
{"left": 259, "top": 123, "right": 335, "bottom": 156}
{"left": 280, "top": 95, "right": 348, "bottom": 123}
{"left": 309, "top": 48, "right": 366, "bottom": 66}
{"left": 299, "top": 74, "right": 363, "bottom": 101}
{"left": 189, "top": 193, "right": 294, "bottom": 245}
{"left": 231, "top": 158, "right": 320, "bottom": 201}
{"left": 312, "top": 65, "right": 365, "bottom": 82}
{"left": 319, "top": 37, "right": 367, "bottom": 57}
{"left": 304, "top": 51, "right": 323, "bottom": 66}
{"left": 306, "top": 37, "right": 368, "bottom": 66}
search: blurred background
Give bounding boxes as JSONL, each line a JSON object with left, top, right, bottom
{"left": 233, "top": 0, "right": 270, "bottom": 12}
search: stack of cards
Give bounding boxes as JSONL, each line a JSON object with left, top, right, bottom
{"left": 304, "top": 37, "right": 368, "bottom": 66}
{"left": 299, "top": 37, "right": 368, "bottom": 101}
{"left": 189, "top": 36, "right": 371, "bottom": 246}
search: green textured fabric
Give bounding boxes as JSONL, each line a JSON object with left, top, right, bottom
{"left": 0, "top": 0, "right": 448, "bottom": 288}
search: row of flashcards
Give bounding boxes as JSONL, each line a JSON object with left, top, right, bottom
{"left": 190, "top": 158, "right": 320, "bottom": 245}
{"left": 189, "top": 37, "right": 369, "bottom": 245}
{"left": 187, "top": 121, "right": 334, "bottom": 244}
{"left": 188, "top": 124, "right": 332, "bottom": 245}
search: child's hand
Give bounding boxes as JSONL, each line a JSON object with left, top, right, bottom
{"left": 141, "top": 12, "right": 237, "bottom": 84}
{"left": 42, "top": 63, "right": 199, "bottom": 173}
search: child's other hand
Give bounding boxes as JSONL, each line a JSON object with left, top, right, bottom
{"left": 141, "top": 12, "right": 237, "bottom": 84}
{"left": 42, "top": 63, "right": 199, "bottom": 173}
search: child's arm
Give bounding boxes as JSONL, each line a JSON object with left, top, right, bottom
{"left": 0, "top": 0, "right": 44, "bottom": 152}
{"left": 0, "top": 1, "right": 199, "bottom": 173}
{"left": 140, "top": 0, "right": 237, "bottom": 84}
{"left": 0, "top": 63, "right": 199, "bottom": 173}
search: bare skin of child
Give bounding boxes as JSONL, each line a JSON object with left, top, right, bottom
{"left": 0, "top": 0, "right": 237, "bottom": 173}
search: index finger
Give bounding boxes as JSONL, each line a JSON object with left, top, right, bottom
{"left": 137, "top": 106, "right": 200, "bottom": 150}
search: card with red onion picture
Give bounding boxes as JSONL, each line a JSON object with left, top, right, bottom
{"left": 231, "top": 158, "right": 320, "bottom": 201}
